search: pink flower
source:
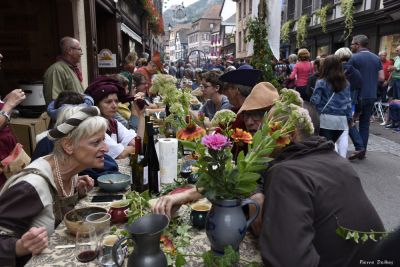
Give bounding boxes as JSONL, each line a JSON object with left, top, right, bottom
{"left": 201, "top": 134, "right": 231, "bottom": 151}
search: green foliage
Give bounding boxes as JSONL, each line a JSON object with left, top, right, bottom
{"left": 280, "top": 20, "right": 294, "bottom": 43}
{"left": 245, "top": 14, "right": 280, "bottom": 89}
{"left": 335, "top": 220, "right": 391, "bottom": 244}
{"left": 201, "top": 246, "right": 261, "bottom": 267}
{"left": 341, "top": 0, "right": 355, "bottom": 39}
{"left": 296, "top": 15, "right": 309, "bottom": 48}
{"left": 315, "top": 4, "right": 333, "bottom": 33}
{"left": 124, "top": 190, "right": 151, "bottom": 224}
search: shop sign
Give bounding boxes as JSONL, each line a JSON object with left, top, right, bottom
{"left": 98, "top": 49, "right": 116, "bottom": 68}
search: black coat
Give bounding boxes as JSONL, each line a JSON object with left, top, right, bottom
{"left": 260, "top": 136, "right": 384, "bottom": 267}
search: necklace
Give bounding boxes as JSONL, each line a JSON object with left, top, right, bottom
{"left": 54, "top": 155, "right": 74, "bottom": 197}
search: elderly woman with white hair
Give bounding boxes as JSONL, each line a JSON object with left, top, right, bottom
{"left": 334, "top": 47, "right": 363, "bottom": 158}
{"left": 0, "top": 106, "right": 107, "bottom": 266}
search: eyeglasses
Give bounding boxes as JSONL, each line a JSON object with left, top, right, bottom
{"left": 70, "top": 47, "right": 83, "bottom": 52}
{"left": 201, "top": 84, "right": 213, "bottom": 89}
{"left": 242, "top": 110, "right": 265, "bottom": 121}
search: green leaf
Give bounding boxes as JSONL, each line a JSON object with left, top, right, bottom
{"left": 179, "top": 140, "right": 197, "bottom": 150}
{"left": 202, "top": 250, "right": 214, "bottom": 267}
{"left": 345, "top": 231, "right": 354, "bottom": 240}
{"left": 353, "top": 231, "right": 359, "bottom": 243}
{"left": 175, "top": 253, "right": 187, "bottom": 267}
{"left": 335, "top": 227, "right": 346, "bottom": 238}
{"left": 361, "top": 233, "right": 369, "bottom": 243}
{"left": 369, "top": 233, "right": 377, "bottom": 241}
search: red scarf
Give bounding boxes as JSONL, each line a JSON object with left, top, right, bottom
{"left": 57, "top": 56, "right": 83, "bottom": 82}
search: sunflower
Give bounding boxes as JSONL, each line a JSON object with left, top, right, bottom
{"left": 176, "top": 123, "right": 206, "bottom": 141}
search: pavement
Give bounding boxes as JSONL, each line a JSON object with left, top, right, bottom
{"left": 347, "top": 121, "right": 400, "bottom": 230}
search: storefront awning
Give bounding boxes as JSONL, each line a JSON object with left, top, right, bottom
{"left": 121, "top": 23, "right": 142, "bottom": 44}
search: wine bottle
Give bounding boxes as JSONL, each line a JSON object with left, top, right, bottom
{"left": 131, "top": 136, "right": 148, "bottom": 192}
{"left": 142, "top": 113, "right": 150, "bottom": 156}
{"left": 145, "top": 122, "right": 160, "bottom": 195}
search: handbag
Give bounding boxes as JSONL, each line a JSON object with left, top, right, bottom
{"left": 283, "top": 77, "right": 296, "bottom": 89}
{"left": 0, "top": 143, "right": 31, "bottom": 178}
{"left": 319, "top": 93, "right": 336, "bottom": 128}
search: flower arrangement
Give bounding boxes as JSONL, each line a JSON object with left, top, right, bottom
{"left": 140, "top": 0, "right": 164, "bottom": 35}
{"left": 181, "top": 89, "right": 314, "bottom": 200}
{"left": 151, "top": 74, "right": 192, "bottom": 133}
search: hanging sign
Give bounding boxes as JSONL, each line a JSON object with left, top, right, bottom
{"left": 98, "top": 49, "right": 116, "bottom": 68}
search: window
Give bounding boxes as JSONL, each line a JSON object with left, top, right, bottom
{"left": 321, "top": 0, "right": 334, "bottom": 6}
{"left": 302, "top": 0, "right": 312, "bottom": 15}
{"left": 239, "top": 2, "right": 242, "bottom": 20}
{"left": 249, "top": 0, "right": 252, "bottom": 13}
{"left": 239, "top": 31, "right": 242, "bottom": 51}
{"left": 287, "top": 0, "right": 295, "bottom": 20}
{"left": 243, "top": 0, "right": 246, "bottom": 18}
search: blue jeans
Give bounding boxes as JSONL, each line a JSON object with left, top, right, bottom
{"left": 349, "top": 98, "right": 375, "bottom": 151}
{"left": 392, "top": 79, "right": 400, "bottom": 99}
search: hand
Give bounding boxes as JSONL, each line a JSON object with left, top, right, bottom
{"left": 152, "top": 188, "right": 199, "bottom": 218}
{"left": 348, "top": 118, "right": 354, "bottom": 128}
{"left": 249, "top": 193, "right": 264, "bottom": 238}
{"left": 132, "top": 92, "right": 146, "bottom": 115}
{"left": 152, "top": 194, "right": 183, "bottom": 219}
{"left": 3, "top": 89, "right": 26, "bottom": 110}
{"left": 76, "top": 175, "right": 94, "bottom": 197}
{"left": 388, "top": 66, "right": 397, "bottom": 72}
{"left": 16, "top": 227, "right": 48, "bottom": 256}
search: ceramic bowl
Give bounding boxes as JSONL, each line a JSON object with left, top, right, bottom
{"left": 64, "top": 207, "right": 108, "bottom": 236}
{"left": 97, "top": 173, "right": 131, "bottom": 192}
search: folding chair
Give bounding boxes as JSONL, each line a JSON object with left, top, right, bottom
{"left": 372, "top": 100, "right": 389, "bottom": 124}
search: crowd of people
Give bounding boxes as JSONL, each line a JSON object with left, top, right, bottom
{"left": 0, "top": 33, "right": 399, "bottom": 266}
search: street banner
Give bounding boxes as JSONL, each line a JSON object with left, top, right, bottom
{"left": 247, "top": 0, "right": 282, "bottom": 60}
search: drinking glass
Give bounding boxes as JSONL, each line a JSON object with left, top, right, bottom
{"left": 85, "top": 212, "right": 111, "bottom": 236}
{"left": 75, "top": 224, "right": 98, "bottom": 263}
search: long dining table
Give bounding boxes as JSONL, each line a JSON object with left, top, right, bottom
{"left": 25, "top": 158, "right": 262, "bottom": 267}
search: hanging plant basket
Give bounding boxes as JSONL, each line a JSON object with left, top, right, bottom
{"left": 296, "top": 15, "right": 309, "bottom": 48}
{"left": 280, "top": 20, "right": 294, "bottom": 43}
{"left": 315, "top": 4, "right": 333, "bottom": 33}
{"left": 341, "top": 0, "right": 355, "bottom": 40}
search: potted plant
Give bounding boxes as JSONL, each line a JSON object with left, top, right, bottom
{"left": 315, "top": 4, "right": 333, "bottom": 33}
{"left": 341, "top": 0, "right": 355, "bottom": 39}
{"left": 296, "top": 15, "right": 309, "bottom": 48}
{"left": 280, "top": 20, "right": 294, "bottom": 43}
{"left": 179, "top": 89, "right": 314, "bottom": 253}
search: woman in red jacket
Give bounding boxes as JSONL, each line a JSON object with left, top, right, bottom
{"left": 289, "top": 48, "right": 314, "bottom": 101}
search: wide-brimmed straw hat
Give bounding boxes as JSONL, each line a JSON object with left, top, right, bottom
{"left": 219, "top": 64, "right": 262, "bottom": 87}
{"left": 237, "top": 82, "right": 279, "bottom": 114}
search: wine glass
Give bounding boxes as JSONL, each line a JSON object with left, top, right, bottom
{"left": 75, "top": 223, "right": 98, "bottom": 263}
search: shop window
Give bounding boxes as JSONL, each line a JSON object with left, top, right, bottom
{"left": 317, "top": 45, "right": 329, "bottom": 57}
{"left": 380, "top": 34, "right": 400, "bottom": 60}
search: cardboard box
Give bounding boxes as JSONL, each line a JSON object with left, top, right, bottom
{"left": 10, "top": 113, "right": 50, "bottom": 156}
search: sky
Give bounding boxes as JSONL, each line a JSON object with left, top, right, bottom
{"left": 163, "top": 0, "right": 199, "bottom": 11}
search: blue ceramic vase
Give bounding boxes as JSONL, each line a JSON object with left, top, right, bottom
{"left": 205, "top": 198, "right": 260, "bottom": 254}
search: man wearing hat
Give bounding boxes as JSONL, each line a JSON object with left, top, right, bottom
{"left": 219, "top": 64, "right": 263, "bottom": 130}
{"left": 237, "top": 82, "right": 279, "bottom": 135}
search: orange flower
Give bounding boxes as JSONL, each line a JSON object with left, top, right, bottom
{"left": 160, "top": 235, "right": 176, "bottom": 255}
{"left": 269, "top": 121, "right": 282, "bottom": 133}
{"left": 231, "top": 128, "right": 252, "bottom": 144}
{"left": 176, "top": 124, "right": 206, "bottom": 141}
{"left": 276, "top": 135, "right": 291, "bottom": 147}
